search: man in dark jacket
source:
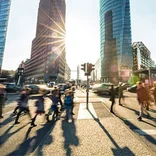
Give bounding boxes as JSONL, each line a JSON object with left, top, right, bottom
{"left": 0, "top": 84, "right": 6, "bottom": 118}
{"left": 110, "top": 85, "right": 116, "bottom": 114}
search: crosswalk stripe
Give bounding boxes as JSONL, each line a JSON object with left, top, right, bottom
{"left": 77, "top": 103, "right": 97, "bottom": 119}
{"left": 134, "top": 129, "right": 156, "bottom": 135}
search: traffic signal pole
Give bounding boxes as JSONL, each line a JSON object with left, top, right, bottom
{"left": 86, "top": 75, "right": 89, "bottom": 109}
{"left": 81, "top": 62, "right": 95, "bottom": 110}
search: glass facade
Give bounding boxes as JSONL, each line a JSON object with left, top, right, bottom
{"left": 0, "top": 0, "right": 11, "bottom": 70}
{"left": 100, "top": 0, "right": 133, "bottom": 83}
{"left": 24, "top": 0, "right": 66, "bottom": 83}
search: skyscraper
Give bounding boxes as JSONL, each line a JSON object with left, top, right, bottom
{"left": 0, "top": 0, "right": 11, "bottom": 72}
{"left": 100, "top": 0, "right": 132, "bottom": 83}
{"left": 25, "top": 0, "right": 66, "bottom": 83}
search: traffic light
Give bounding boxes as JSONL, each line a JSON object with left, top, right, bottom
{"left": 87, "top": 63, "right": 95, "bottom": 74}
{"left": 81, "top": 63, "right": 95, "bottom": 76}
{"left": 81, "top": 63, "right": 86, "bottom": 71}
{"left": 18, "top": 68, "right": 24, "bottom": 76}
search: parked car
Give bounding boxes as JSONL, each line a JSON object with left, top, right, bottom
{"left": 24, "top": 84, "right": 40, "bottom": 94}
{"left": 127, "top": 84, "right": 137, "bottom": 93}
{"left": 4, "top": 83, "right": 21, "bottom": 93}
{"left": 92, "top": 83, "right": 114, "bottom": 95}
{"left": 115, "top": 83, "right": 131, "bottom": 93}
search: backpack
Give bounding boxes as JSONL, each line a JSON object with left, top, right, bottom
{"left": 64, "top": 96, "right": 73, "bottom": 106}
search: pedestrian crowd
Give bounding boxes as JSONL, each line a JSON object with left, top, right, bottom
{"left": 109, "top": 81, "right": 156, "bottom": 121}
{"left": 0, "top": 82, "right": 75, "bottom": 126}
{"left": 0, "top": 80, "right": 156, "bottom": 124}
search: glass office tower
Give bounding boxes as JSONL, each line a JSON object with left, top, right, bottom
{"left": 0, "top": 0, "right": 11, "bottom": 71}
{"left": 100, "top": 0, "right": 133, "bottom": 83}
{"left": 24, "top": 0, "right": 66, "bottom": 83}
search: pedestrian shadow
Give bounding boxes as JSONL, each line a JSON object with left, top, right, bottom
{"left": 0, "top": 111, "right": 29, "bottom": 126}
{"left": 149, "top": 108, "right": 156, "bottom": 113}
{"left": 115, "top": 114, "right": 156, "bottom": 147}
{"left": 121, "top": 105, "right": 156, "bottom": 121}
{"left": 120, "top": 105, "right": 140, "bottom": 116}
{"left": 62, "top": 119, "right": 79, "bottom": 156}
{"left": 0, "top": 123, "right": 29, "bottom": 146}
{"left": 88, "top": 109, "right": 135, "bottom": 156}
{"left": 141, "top": 120, "right": 156, "bottom": 128}
{"left": 6, "top": 118, "right": 57, "bottom": 156}
{"left": 0, "top": 114, "right": 15, "bottom": 126}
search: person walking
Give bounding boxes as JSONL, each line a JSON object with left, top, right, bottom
{"left": 151, "top": 81, "right": 156, "bottom": 105}
{"left": 57, "top": 87, "right": 63, "bottom": 111}
{"left": 109, "top": 84, "right": 116, "bottom": 114}
{"left": 14, "top": 88, "right": 31, "bottom": 124}
{"left": 118, "top": 82, "right": 124, "bottom": 106}
{"left": 136, "top": 82, "right": 149, "bottom": 121}
{"left": 46, "top": 88, "right": 60, "bottom": 122}
{"left": 142, "top": 83, "right": 151, "bottom": 111}
{"left": 64, "top": 88, "right": 74, "bottom": 122}
{"left": 0, "top": 84, "right": 6, "bottom": 118}
{"left": 31, "top": 94, "right": 45, "bottom": 127}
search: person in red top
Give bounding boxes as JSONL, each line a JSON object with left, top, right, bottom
{"left": 136, "top": 82, "right": 149, "bottom": 121}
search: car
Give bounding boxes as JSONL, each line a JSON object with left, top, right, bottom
{"left": 47, "top": 82, "right": 56, "bottom": 88}
{"left": 24, "top": 84, "right": 40, "bottom": 94}
{"left": 127, "top": 84, "right": 137, "bottom": 93}
{"left": 4, "top": 83, "right": 21, "bottom": 93}
{"left": 92, "top": 83, "right": 114, "bottom": 95}
{"left": 115, "top": 83, "right": 131, "bottom": 93}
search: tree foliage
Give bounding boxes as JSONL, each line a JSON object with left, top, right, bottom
{"left": 128, "top": 74, "right": 140, "bottom": 86}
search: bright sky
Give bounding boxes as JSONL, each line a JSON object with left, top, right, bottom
{"left": 2, "top": 0, "right": 156, "bottom": 79}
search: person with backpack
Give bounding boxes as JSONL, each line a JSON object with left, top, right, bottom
{"left": 64, "top": 88, "right": 74, "bottom": 122}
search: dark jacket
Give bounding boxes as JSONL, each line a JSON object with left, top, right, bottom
{"left": 110, "top": 87, "right": 116, "bottom": 102}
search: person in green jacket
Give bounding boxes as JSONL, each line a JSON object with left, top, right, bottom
{"left": 118, "top": 82, "right": 124, "bottom": 106}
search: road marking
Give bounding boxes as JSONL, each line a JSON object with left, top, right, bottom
{"left": 134, "top": 129, "right": 156, "bottom": 135}
{"left": 77, "top": 103, "right": 97, "bottom": 119}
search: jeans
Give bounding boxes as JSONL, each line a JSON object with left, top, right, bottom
{"left": 65, "top": 106, "right": 72, "bottom": 120}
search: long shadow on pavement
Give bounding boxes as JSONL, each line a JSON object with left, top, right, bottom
{"left": 115, "top": 114, "right": 156, "bottom": 147}
{"left": 6, "top": 118, "right": 58, "bottom": 156}
{"left": 0, "top": 112, "right": 30, "bottom": 126}
{"left": 88, "top": 109, "right": 135, "bottom": 156}
{"left": 121, "top": 105, "right": 156, "bottom": 122}
{"left": 0, "top": 123, "right": 29, "bottom": 146}
{"left": 62, "top": 119, "right": 79, "bottom": 156}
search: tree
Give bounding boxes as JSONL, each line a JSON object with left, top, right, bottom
{"left": 128, "top": 74, "right": 140, "bottom": 86}
{"left": 1, "top": 70, "right": 10, "bottom": 78}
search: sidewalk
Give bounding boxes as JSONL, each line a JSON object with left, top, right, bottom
{"left": 32, "top": 103, "right": 155, "bottom": 156}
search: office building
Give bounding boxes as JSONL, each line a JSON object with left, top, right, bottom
{"left": 132, "top": 42, "right": 156, "bottom": 70}
{"left": 25, "top": 0, "right": 66, "bottom": 83}
{"left": 100, "top": 0, "right": 133, "bottom": 83}
{"left": 0, "top": 0, "right": 11, "bottom": 72}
